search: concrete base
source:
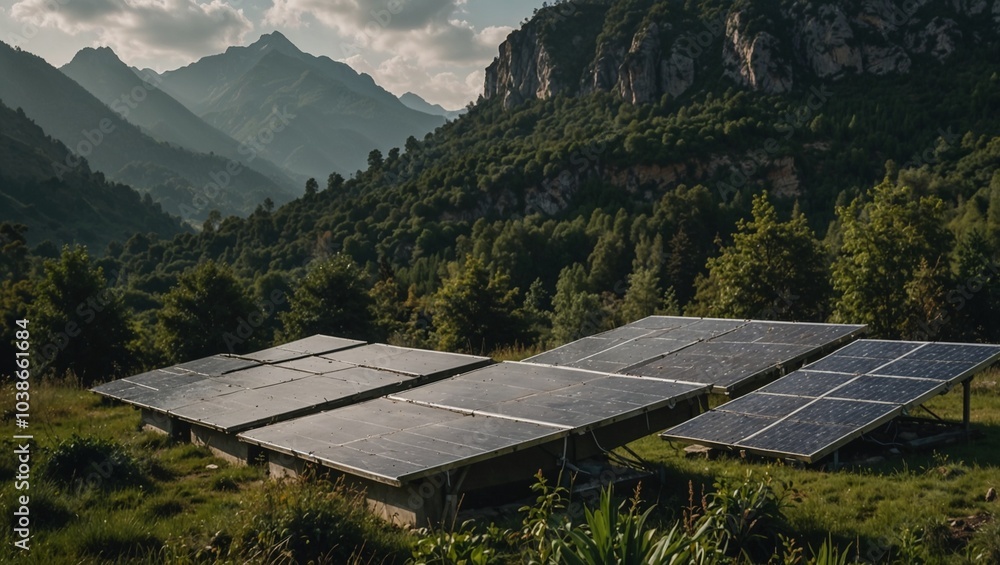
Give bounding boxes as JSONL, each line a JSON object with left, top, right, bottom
{"left": 140, "top": 409, "right": 189, "bottom": 440}
{"left": 191, "top": 425, "right": 261, "bottom": 465}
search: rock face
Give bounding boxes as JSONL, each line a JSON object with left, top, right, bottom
{"left": 484, "top": 0, "right": 996, "bottom": 104}
{"left": 484, "top": 26, "right": 563, "bottom": 109}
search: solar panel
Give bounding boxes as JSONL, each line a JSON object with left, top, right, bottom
{"left": 91, "top": 339, "right": 493, "bottom": 433}
{"left": 390, "top": 362, "right": 707, "bottom": 429}
{"left": 524, "top": 316, "right": 865, "bottom": 394}
{"left": 238, "top": 397, "right": 570, "bottom": 485}
{"left": 241, "top": 360, "right": 711, "bottom": 485}
{"left": 661, "top": 340, "right": 1000, "bottom": 462}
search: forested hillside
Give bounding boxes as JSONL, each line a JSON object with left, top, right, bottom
{"left": 0, "top": 41, "right": 298, "bottom": 222}
{"left": 0, "top": 100, "right": 185, "bottom": 250}
{"left": 3, "top": 0, "right": 1000, "bottom": 381}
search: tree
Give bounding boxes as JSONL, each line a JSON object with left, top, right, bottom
{"left": 29, "top": 246, "right": 136, "bottom": 384}
{"left": 304, "top": 177, "right": 319, "bottom": 197}
{"left": 552, "top": 263, "right": 607, "bottom": 344}
{"left": 156, "top": 260, "right": 260, "bottom": 362}
{"left": 831, "top": 178, "right": 952, "bottom": 337}
{"left": 367, "top": 149, "right": 384, "bottom": 170}
{"left": 327, "top": 172, "right": 345, "bottom": 192}
{"left": 951, "top": 231, "right": 1000, "bottom": 342}
{"left": 693, "top": 193, "right": 830, "bottom": 321}
{"left": 280, "top": 255, "right": 374, "bottom": 341}
{"left": 433, "top": 255, "right": 530, "bottom": 353}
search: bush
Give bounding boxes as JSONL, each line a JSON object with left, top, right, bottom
{"left": 41, "top": 435, "right": 146, "bottom": 492}
{"left": 230, "top": 477, "right": 410, "bottom": 564}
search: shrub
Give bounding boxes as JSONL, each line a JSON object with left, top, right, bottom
{"left": 41, "top": 435, "right": 146, "bottom": 492}
{"left": 230, "top": 477, "right": 410, "bottom": 563}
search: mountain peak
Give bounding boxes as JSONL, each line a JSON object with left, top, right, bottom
{"left": 250, "top": 30, "right": 301, "bottom": 54}
{"left": 68, "top": 46, "right": 125, "bottom": 67}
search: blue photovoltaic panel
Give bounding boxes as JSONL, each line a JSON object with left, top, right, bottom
{"left": 661, "top": 340, "right": 1000, "bottom": 462}
{"left": 757, "top": 371, "right": 856, "bottom": 397}
{"left": 524, "top": 316, "right": 865, "bottom": 394}
{"left": 805, "top": 355, "right": 888, "bottom": 375}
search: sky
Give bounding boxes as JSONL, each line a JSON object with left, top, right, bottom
{"left": 0, "top": 0, "right": 547, "bottom": 109}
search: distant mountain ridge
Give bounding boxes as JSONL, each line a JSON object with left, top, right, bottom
{"left": 0, "top": 40, "right": 298, "bottom": 222}
{"left": 399, "top": 92, "right": 465, "bottom": 121}
{"left": 155, "top": 31, "right": 445, "bottom": 179}
{"left": 0, "top": 99, "right": 185, "bottom": 249}
{"left": 60, "top": 46, "right": 302, "bottom": 189}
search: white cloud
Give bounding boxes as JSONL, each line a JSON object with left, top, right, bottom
{"left": 347, "top": 52, "right": 481, "bottom": 109}
{"left": 10, "top": 0, "right": 253, "bottom": 64}
{"left": 264, "top": 0, "right": 507, "bottom": 66}
{"left": 262, "top": 0, "right": 511, "bottom": 107}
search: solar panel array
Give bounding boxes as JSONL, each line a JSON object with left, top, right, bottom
{"left": 662, "top": 340, "right": 1000, "bottom": 462}
{"left": 525, "top": 317, "right": 865, "bottom": 394}
{"left": 238, "top": 361, "right": 710, "bottom": 485}
{"left": 91, "top": 336, "right": 492, "bottom": 433}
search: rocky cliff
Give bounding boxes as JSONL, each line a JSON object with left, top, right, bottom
{"left": 484, "top": 0, "right": 999, "bottom": 107}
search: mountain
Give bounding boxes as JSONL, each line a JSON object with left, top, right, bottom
{"left": 485, "top": 0, "right": 1000, "bottom": 107}
{"left": 399, "top": 92, "right": 465, "bottom": 121}
{"left": 157, "top": 32, "right": 446, "bottom": 179}
{"left": 0, "top": 99, "right": 185, "bottom": 250}
{"left": 60, "top": 47, "right": 302, "bottom": 188}
{"left": 0, "top": 41, "right": 298, "bottom": 222}
{"left": 97, "top": 0, "right": 1000, "bottom": 338}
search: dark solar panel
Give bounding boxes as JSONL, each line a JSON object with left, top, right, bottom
{"left": 662, "top": 340, "right": 1000, "bottom": 462}
{"left": 524, "top": 317, "right": 865, "bottom": 394}
{"left": 91, "top": 339, "right": 493, "bottom": 433}
{"left": 872, "top": 359, "right": 978, "bottom": 380}
{"left": 828, "top": 375, "right": 942, "bottom": 405}
{"left": 716, "top": 393, "right": 813, "bottom": 418}
{"left": 805, "top": 355, "right": 888, "bottom": 375}
{"left": 664, "top": 411, "right": 779, "bottom": 445}
{"left": 738, "top": 421, "right": 855, "bottom": 459}
{"left": 757, "top": 370, "right": 856, "bottom": 397}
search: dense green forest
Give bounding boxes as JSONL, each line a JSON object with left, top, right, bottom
{"left": 3, "top": 0, "right": 1000, "bottom": 383}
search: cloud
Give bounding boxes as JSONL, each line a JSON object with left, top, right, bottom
{"left": 347, "top": 53, "right": 482, "bottom": 109}
{"left": 264, "top": 0, "right": 503, "bottom": 66}
{"left": 10, "top": 0, "right": 253, "bottom": 63}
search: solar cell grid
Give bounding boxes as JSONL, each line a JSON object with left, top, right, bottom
{"left": 757, "top": 370, "right": 856, "bottom": 397}
{"left": 716, "top": 393, "right": 813, "bottom": 418}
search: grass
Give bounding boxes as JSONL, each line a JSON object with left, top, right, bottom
{"left": 0, "top": 379, "right": 413, "bottom": 563}
{"left": 2, "top": 370, "right": 999, "bottom": 562}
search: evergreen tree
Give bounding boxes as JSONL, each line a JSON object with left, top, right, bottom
{"left": 953, "top": 231, "right": 1000, "bottom": 341}
{"left": 433, "top": 255, "right": 530, "bottom": 353}
{"left": 831, "top": 178, "right": 952, "bottom": 337}
{"left": 29, "top": 246, "right": 136, "bottom": 384}
{"left": 552, "top": 263, "right": 607, "bottom": 343}
{"left": 693, "top": 193, "right": 830, "bottom": 321}
{"left": 280, "top": 255, "right": 374, "bottom": 342}
{"left": 156, "top": 260, "right": 260, "bottom": 362}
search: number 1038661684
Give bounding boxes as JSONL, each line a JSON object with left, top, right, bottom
{"left": 13, "top": 320, "right": 30, "bottom": 425}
